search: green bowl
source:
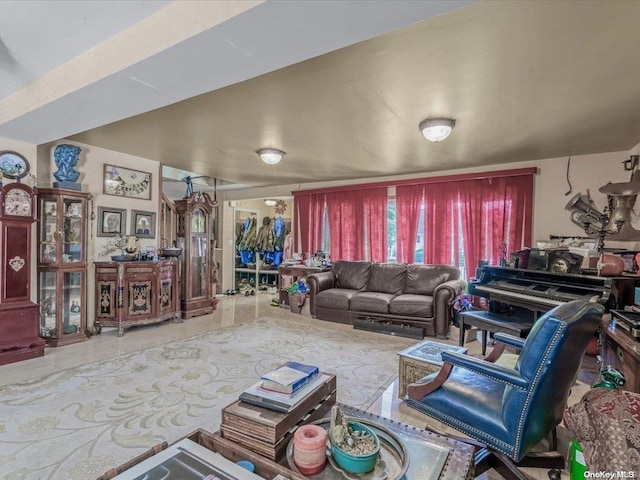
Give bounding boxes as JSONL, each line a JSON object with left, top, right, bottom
{"left": 330, "top": 421, "right": 380, "bottom": 474}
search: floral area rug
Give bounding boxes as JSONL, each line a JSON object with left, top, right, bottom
{"left": 0, "top": 316, "right": 414, "bottom": 480}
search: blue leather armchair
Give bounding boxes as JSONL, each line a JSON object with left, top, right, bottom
{"left": 406, "top": 299, "right": 603, "bottom": 479}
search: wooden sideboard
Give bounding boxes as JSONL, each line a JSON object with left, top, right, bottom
{"left": 602, "top": 320, "right": 640, "bottom": 394}
{"left": 95, "top": 260, "right": 180, "bottom": 336}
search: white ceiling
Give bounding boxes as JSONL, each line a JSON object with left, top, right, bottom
{"left": 2, "top": 1, "right": 640, "bottom": 198}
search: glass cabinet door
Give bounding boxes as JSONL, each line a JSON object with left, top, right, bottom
{"left": 37, "top": 188, "right": 89, "bottom": 346}
{"left": 62, "top": 198, "right": 84, "bottom": 263}
{"left": 190, "top": 236, "right": 208, "bottom": 298}
{"left": 62, "top": 271, "right": 83, "bottom": 336}
{"left": 39, "top": 271, "right": 57, "bottom": 337}
{"left": 40, "top": 198, "right": 58, "bottom": 264}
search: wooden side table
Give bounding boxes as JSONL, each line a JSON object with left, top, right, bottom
{"left": 398, "top": 340, "right": 468, "bottom": 398}
{"left": 603, "top": 320, "right": 640, "bottom": 394}
{"left": 278, "top": 264, "right": 328, "bottom": 305}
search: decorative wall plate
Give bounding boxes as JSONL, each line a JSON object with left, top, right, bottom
{"left": 0, "top": 151, "right": 30, "bottom": 179}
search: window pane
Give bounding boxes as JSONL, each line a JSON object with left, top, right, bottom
{"left": 387, "top": 199, "right": 396, "bottom": 263}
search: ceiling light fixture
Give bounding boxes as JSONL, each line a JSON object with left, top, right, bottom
{"left": 257, "top": 148, "right": 285, "bottom": 165}
{"left": 419, "top": 118, "right": 456, "bottom": 143}
{"left": 264, "top": 199, "right": 277, "bottom": 207}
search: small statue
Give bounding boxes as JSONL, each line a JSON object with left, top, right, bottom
{"left": 53, "top": 144, "right": 81, "bottom": 189}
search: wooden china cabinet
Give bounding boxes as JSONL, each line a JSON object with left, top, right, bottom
{"left": 0, "top": 182, "right": 46, "bottom": 364}
{"left": 37, "top": 188, "right": 89, "bottom": 346}
{"left": 174, "top": 191, "right": 218, "bottom": 318}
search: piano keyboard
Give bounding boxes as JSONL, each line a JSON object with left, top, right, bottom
{"left": 474, "top": 286, "right": 565, "bottom": 307}
{"left": 470, "top": 265, "right": 612, "bottom": 313}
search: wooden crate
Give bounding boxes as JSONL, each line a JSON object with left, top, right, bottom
{"left": 97, "top": 429, "right": 308, "bottom": 480}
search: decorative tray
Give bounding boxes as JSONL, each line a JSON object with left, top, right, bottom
{"left": 111, "top": 254, "right": 136, "bottom": 262}
{"left": 286, "top": 417, "right": 410, "bottom": 480}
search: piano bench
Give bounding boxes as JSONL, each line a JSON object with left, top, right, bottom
{"left": 458, "top": 310, "right": 535, "bottom": 355}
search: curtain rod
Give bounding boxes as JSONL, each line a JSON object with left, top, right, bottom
{"left": 291, "top": 167, "right": 538, "bottom": 197}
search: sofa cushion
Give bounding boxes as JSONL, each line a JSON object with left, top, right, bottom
{"left": 333, "top": 261, "right": 372, "bottom": 290}
{"left": 390, "top": 294, "right": 434, "bottom": 317}
{"left": 405, "top": 264, "right": 457, "bottom": 295}
{"left": 350, "top": 292, "right": 395, "bottom": 314}
{"left": 367, "top": 263, "right": 406, "bottom": 295}
{"left": 315, "top": 289, "right": 359, "bottom": 310}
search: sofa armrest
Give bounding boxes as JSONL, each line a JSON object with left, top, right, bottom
{"left": 433, "top": 279, "right": 467, "bottom": 337}
{"left": 307, "top": 271, "right": 336, "bottom": 318}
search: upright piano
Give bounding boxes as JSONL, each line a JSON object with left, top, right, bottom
{"left": 469, "top": 266, "right": 621, "bottom": 320}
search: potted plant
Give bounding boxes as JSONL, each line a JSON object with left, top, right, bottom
{"left": 328, "top": 406, "right": 380, "bottom": 474}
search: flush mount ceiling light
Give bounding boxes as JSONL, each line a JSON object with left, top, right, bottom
{"left": 264, "top": 199, "right": 277, "bottom": 206}
{"left": 257, "top": 148, "right": 285, "bottom": 165}
{"left": 419, "top": 118, "right": 456, "bottom": 143}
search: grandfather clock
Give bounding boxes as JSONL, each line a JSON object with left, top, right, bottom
{"left": 175, "top": 192, "right": 217, "bottom": 318}
{"left": 0, "top": 183, "right": 46, "bottom": 365}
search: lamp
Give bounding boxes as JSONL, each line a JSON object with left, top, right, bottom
{"left": 264, "top": 199, "right": 277, "bottom": 207}
{"left": 419, "top": 118, "right": 456, "bottom": 142}
{"left": 257, "top": 148, "right": 285, "bottom": 165}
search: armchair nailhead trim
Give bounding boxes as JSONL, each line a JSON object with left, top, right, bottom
{"left": 512, "top": 323, "right": 564, "bottom": 455}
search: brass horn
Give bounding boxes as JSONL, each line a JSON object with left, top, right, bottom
{"left": 565, "top": 193, "right": 606, "bottom": 230}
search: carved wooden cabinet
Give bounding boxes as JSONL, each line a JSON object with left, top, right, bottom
{"left": 37, "top": 188, "right": 89, "bottom": 346}
{"left": 174, "top": 192, "right": 217, "bottom": 318}
{"left": 603, "top": 321, "right": 640, "bottom": 394}
{"left": 0, "top": 183, "right": 45, "bottom": 364}
{"left": 94, "top": 260, "right": 179, "bottom": 336}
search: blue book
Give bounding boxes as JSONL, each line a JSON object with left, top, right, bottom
{"left": 260, "top": 361, "right": 319, "bottom": 394}
{"left": 240, "top": 373, "right": 328, "bottom": 413}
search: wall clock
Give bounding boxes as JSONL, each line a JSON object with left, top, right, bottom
{"left": 0, "top": 151, "right": 30, "bottom": 179}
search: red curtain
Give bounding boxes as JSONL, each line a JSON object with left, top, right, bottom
{"left": 396, "top": 184, "right": 424, "bottom": 263}
{"left": 423, "top": 182, "right": 460, "bottom": 266}
{"left": 459, "top": 175, "right": 533, "bottom": 279}
{"left": 325, "top": 187, "right": 387, "bottom": 261}
{"left": 293, "top": 193, "right": 325, "bottom": 255}
{"left": 363, "top": 188, "right": 388, "bottom": 262}
{"left": 293, "top": 168, "right": 534, "bottom": 271}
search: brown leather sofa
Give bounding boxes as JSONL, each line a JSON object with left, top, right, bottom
{"left": 307, "top": 261, "right": 466, "bottom": 337}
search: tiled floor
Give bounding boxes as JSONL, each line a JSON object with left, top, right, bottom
{"left": 1, "top": 293, "right": 595, "bottom": 479}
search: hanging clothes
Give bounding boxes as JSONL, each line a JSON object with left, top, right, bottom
{"left": 255, "top": 216, "right": 276, "bottom": 253}
{"left": 238, "top": 215, "right": 257, "bottom": 265}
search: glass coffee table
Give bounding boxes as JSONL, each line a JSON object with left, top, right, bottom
{"left": 286, "top": 403, "right": 474, "bottom": 480}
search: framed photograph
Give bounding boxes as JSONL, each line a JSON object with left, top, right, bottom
{"left": 131, "top": 210, "right": 156, "bottom": 238}
{"left": 103, "top": 164, "right": 152, "bottom": 199}
{"left": 98, "top": 207, "right": 126, "bottom": 237}
{"left": 0, "top": 151, "right": 30, "bottom": 179}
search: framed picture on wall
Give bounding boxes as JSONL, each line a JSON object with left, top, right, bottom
{"left": 103, "top": 164, "right": 152, "bottom": 199}
{"left": 0, "top": 151, "right": 30, "bottom": 179}
{"left": 131, "top": 210, "right": 156, "bottom": 238}
{"left": 97, "top": 207, "right": 126, "bottom": 237}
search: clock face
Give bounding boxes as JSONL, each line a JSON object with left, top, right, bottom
{"left": 4, "top": 189, "right": 32, "bottom": 216}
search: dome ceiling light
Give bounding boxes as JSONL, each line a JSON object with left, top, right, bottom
{"left": 257, "top": 148, "right": 285, "bottom": 165}
{"left": 419, "top": 118, "right": 456, "bottom": 142}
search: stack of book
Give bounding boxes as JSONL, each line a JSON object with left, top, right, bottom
{"left": 220, "top": 362, "right": 337, "bottom": 461}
